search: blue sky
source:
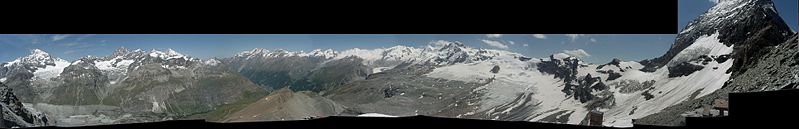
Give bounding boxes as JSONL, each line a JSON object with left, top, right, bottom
{"left": 1, "top": 0, "right": 796, "bottom": 64}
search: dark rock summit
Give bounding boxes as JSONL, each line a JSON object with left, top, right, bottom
{"left": 640, "top": 0, "right": 794, "bottom": 73}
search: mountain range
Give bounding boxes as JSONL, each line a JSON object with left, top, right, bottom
{"left": 0, "top": 0, "right": 796, "bottom": 127}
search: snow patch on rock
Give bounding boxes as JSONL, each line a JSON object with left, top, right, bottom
{"left": 603, "top": 32, "right": 734, "bottom": 127}
{"left": 203, "top": 59, "right": 221, "bottom": 66}
{"left": 426, "top": 53, "right": 589, "bottom": 124}
{"left": 32, "top": 58, "right": 70, "bottom": 81}
{"left": 668, "top": 32, "right": 732, "bottom": 67}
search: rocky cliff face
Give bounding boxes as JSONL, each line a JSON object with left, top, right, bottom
{"left": 0, "top": 82, "right": 50, "bottom": 128}
{"left": 640, "top": 0, "right": 793, "bottom": 73}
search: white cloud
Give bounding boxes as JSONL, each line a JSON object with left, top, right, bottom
{"left": 52, "top": 34, "right": 70, "bottom": 41}
{"left": 590, "top": 38, "right": 597, "bottom": 43}
{"left": 55, "top": 42, "right": 89, "bottom": 47}
{"left": 709, "top": 0, "right": 719, "bottom": 4}
{"left": 532, "top": 34, "right": 546, "bottom": 39}
{"left": 486, "top": 34, "right": 502, "bottom": 38}
{"left": 508, "top": 41, "right": 515, "bottom": 45}
{"left": 523, "top": 43, "right": 529, "bottom": 47}
{"left": 62, "top": 42, "right": 80, "bottom": 46}
{"left": 481, "top": 39, "right": 508, "bottom": 49}
{"left": 562, "top": 49, "right": 591, "bottom": 58}
{"left": 565, "top": 34, "right": 585, "bottom": 42}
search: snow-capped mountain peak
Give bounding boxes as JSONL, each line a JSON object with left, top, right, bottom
{"left": 203, "top": 59, "right": 221, "bottom": 66}
{"left": 3, "top": 49, "right": 62, "bottom": 68}
{"left": 330, "top": 40, "right": 520, "bottom": 67}
{"left": 237, "top": 48, "right": 341, "bottom": 59}
{"left": 148, "top": 49, "right": 188, "bottom": 60}
{"left": 378, "top": 45, "right": 429, "bottom": 62}
{"left": 696, "top": 0, "right": 781, "bottom": 31}
{"left": 165, "top": 49, "right": 183, "bottom": 57}
{"left": 436, "top": 40, "right": 466, "bottom": 50}
{"left": 309, "top": 49, "right": 337, "bottom": 58}
{"left": 111, "top": 47, "right": 129, "bottom": 57}
{"left": 706, "top": 0, "right": 748, "bottom": 19}
{"left": 1, "top": 49, "right": 71, "bottom": 81}
{"left": 30, "top": 49, "right": 50, "bottom": 59}
{"left": 236, "top": 48, "right": 269, "bottom": 58}
{"left": 228, "top": 40, "right": 527, "bottom": 71}
{"left": 551, "top": 53, "right": 573, "bottom": 60}
{"left": 642, "top": 0, "right": 792, "bottom": 72}
{"left": 429, "top": 40, "right": 464, "bottom": 49}
{"left": 230, "top": 40, "right": 521, "bottom": 68}
{"left": 266, "top": 49, "right": 294, "bottom": 57}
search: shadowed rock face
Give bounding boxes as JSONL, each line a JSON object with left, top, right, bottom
{"left": 667, "top": 62, "right": 705, "bottom": 78}
{"left": 537, "top": 56, "right": 607, "bottom": 103}
{"left": 537, "top": 56, "right": 580, "bottom": 83}
{"left": 605, "top": 70, "right": 622, "bottom": 81}
{"left": 0, "top": 72, "right": 35, "bottom": 103}
{"left": 433, "top": 42, "right": 472, "bottom": 65}
{"left": 0, "top": 82, "right": 50, "bottom": 127}
{"left": 490, "top": 66, "right": 500, "bottom": 73}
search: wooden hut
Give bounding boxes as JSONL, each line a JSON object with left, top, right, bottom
{"left": 589, "top": 110, "right": 604, "bottom": 126}
{"left": 712, "top": 98, "right": 729, "bottom": 116}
